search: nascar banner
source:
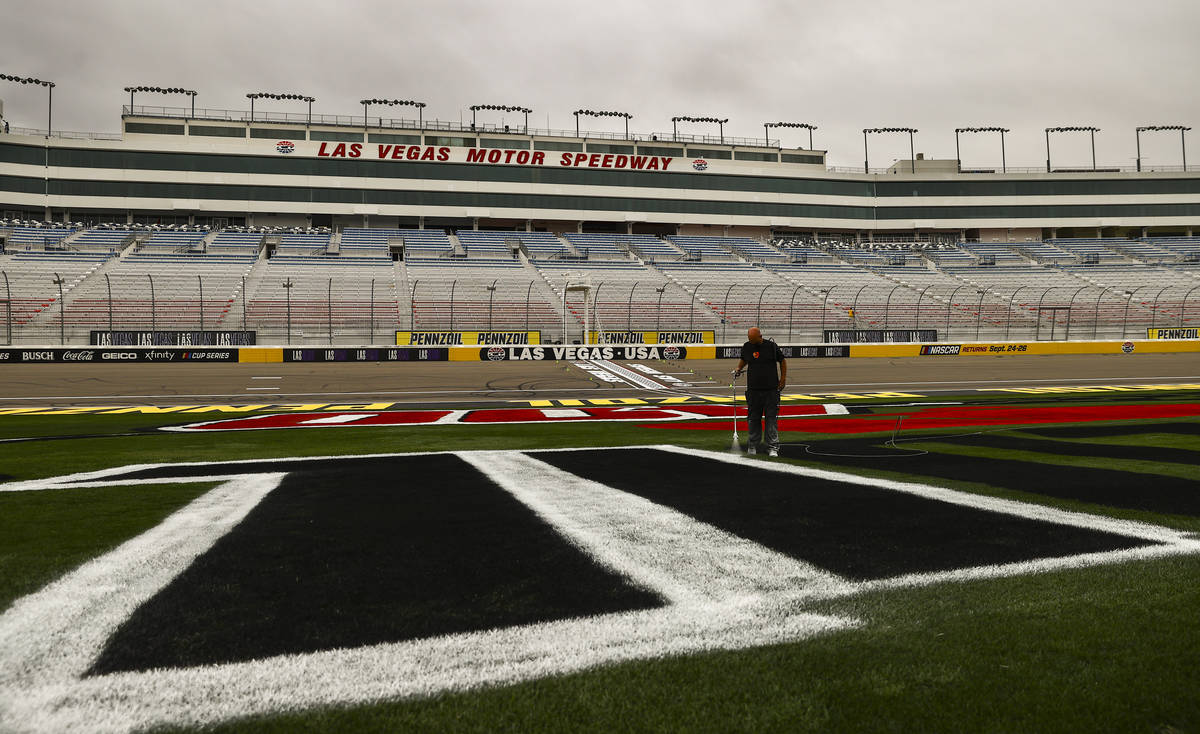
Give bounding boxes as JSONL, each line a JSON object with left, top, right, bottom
{"left": 396, "top": 331, "right": 540, "bottom": 346}
{"left": 587, "top": 331, "right": 715, "bottom": 345}
{"left": 1146, "top": 328, "right": 1199, "bottom": 340}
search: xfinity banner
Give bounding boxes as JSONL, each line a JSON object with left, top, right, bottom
{"left": 0, "top": 349, "right": 238, "bottom": 363}
{"left": 481, "top": 345, "right": 688, "bottom": 361}
{"left": 91, "top": 331, "right": 257, "bottom": 346}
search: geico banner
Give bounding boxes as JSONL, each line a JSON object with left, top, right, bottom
{"left": 588, "top": 331, "right": 715, "bottom": 345}
{"left": 1147, "top": 328, "right": 1199, "bottom": 340}
{"left": 0, "top": 349, "right": 238, "bottom": 363}
{"left": 480, "top": 345, "right": 688, "bottom": 361}
{"left": 396, "top": 331, "right": 541, "bottom": 346}
{"left": 283, "top": 348, "right": 448, "bottom": 362}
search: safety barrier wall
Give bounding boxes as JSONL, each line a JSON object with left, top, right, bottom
{"left": 2, "top": 338, "right": 1197, "bottom": 364}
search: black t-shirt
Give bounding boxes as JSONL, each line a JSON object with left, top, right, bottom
{"left": 740, "top": 339, "right": 785, "bottom": 389}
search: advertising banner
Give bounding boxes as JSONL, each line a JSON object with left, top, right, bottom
{"left": 0, "top": 349, "right": 238, "bottom": 363}
{"left": 823, "top": 329, "right": 938, "bottom": 344}
{"left": 479, "top": 345, "right": 688, "bottom": 361}
{"left": 1146, "top": 328, "right": 1199, "bottom": 340}
{"left": 395, "top": 331, "right": 540, "bottom": 346}
{"left": 283, "top": 348, "right": 448, "bottom": 362}
{"left": 716, "top": 345, "right": 850, "bottom": 359}
{"left": 587, "top": 331, "right": 716, "bottom": 345}
{"left": 90, "top": 331, "right": 256, "bottom": 346}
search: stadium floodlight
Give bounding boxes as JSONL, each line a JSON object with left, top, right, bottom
{"left": 764, "top": 122, "right": 817, "bottom": 150}
{"left": 863, "top": 127, "right": 918, "bottom": 173}
{"left": 573, "top": 109, "right": 633, "bottom": 139}
{"left": 360, "top": 99, "right": 427, "bottom": 130}
{"left": 0, "top": 73, "right": 55, "bottom": 136}
{"left": 469, "top": 104, "right": 533, "bottom": 134}
{"left": 246, "top": 93, "right": 316, "bottom": 125}
{"left": 1045, "top": 126, "right": 1100, "bottom": 172}
{"left": 1135, "top": 125, "right": 1191, "bottom": 172}
{"left": 124, "top": 86, "right": 198, "bottom": 118}
{"left": 671, "top": 116, "right": 730, "bottom": 144}
{"left": 955, "top": 126, "right": 1011, "bottom": 173}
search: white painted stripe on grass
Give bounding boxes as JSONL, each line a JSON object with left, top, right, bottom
{"left": 299, "top": 413, "right": 377, "bottom": 425}
{"left": 460, "top": 451, "right": 853, "bottom": 606}
{"left": 0, "top": 454, "right": 855, "bottom": 733}
{"left": 653, "top": 445, "right": 1194, "bottom": 545}
{"left": 0, "top": 474, "right": 283, "bottom": 727}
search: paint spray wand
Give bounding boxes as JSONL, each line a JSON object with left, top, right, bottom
{"left": 729, "top": 368, "right": 743, "bottom": 453}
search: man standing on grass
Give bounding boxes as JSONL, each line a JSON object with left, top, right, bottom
{"left": 733, "top": 327, "right": 787, "bottom": 456}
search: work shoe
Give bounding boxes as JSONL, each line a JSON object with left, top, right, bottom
{"left": 747, "top": 446, "right": 757, "bottom": 455}
{"left": 768, "top": 448, "right": 779, "bottom": 457}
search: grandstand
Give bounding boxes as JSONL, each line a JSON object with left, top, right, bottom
{"left": 0, "top": 96, "right": 1198, "bottom": 344}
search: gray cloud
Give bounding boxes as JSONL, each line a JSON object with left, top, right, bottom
{"left": 3, "top": 0, "right": 1197, "bottom": 169}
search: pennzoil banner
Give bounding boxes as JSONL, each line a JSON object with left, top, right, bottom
{"left": 1147, "top": 328, "right": 1199, "bottom": 340}
{"left": 587, "top": 331, "right": 715, "bottom": 345}
{"left": 396, "top": 331, "right": 541, "bottom": 346}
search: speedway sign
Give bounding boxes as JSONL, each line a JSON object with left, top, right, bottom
{"left": 481, "top": 345, "right": 687, "bottom": 361}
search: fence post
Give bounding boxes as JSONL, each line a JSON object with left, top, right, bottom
{"left": 975, "top": 289, "right": 987, "bottom": 341}
{"left": 487, "top": 279, "right": 498, "bottom": 333}
{"left": 242, "top": 275, "right": 247, "bottom": 332}
{"left": 756, "top": 284, "right": 770, "bottom": 329}
{"left": 53, "top": 272, "right": 65, "bottom": 345}
{"left": 197, "top": 275, "right": 204, "bottom": 332}
{"left": 883, "top": 284, "right": 900, "bottom": 330}
{"left": 689, "top": 282, "right": 700, "bottom": 332}
{"left": 449, "top": 279, "right": 457, "bottom": 331}
{"left": 328, "top": 277, "right": 333, "bottom": 345}
{"left": 525, "top": 280, "right": 533, "bottom": 335}
{"left": 369, "top": 278, "right": 375, "bottom": 344}
{"left": 850, "top": 285, "right": 868, "bottom": 330}
{"left": 2, "top": 270, "right": 10, "bottom": 346}
{"left": 284, "top": 278, "right": 293, "bottom": 345}
{"left": 627, "top": 281, "right": 639, "bottom": 333}
{"left": 820, "top": 287, "right": 834, "bottom": 340}
{"left": 1092, "top": 286, "right": 1111, "bottom": 339}
{"left": 1180, "top": 284, "right": 1200, "bottom": 326}
{"left": 1064, "top": 286, "right": 1089, "bottom": 341}
{"left": 722, "top": 283, "right": 735, "bottom": 342}
{"left": 788, "top": 284, "right": 802, "bottom": 341}
{"left": 410, "top": 279, "right": 418, "bottom": 332}
{"left": 104, "top": 273, "right": 113, "bottom": 336}
{"left": 946, "top": 285, "right": 969, "bottom": 341}
{"left": 1151, "top": 286, "right": 1170, "bottom": 331}
{"left": 655, "top": 286, "right": 665, "bottom": 333}
{"left": 915, "top": 285, "right": 930, "bottom": 333}
{"left": 1005, "top": 286, "right": 1029, "bottom": 341}
{"left": 148, "top": 274, "right": 156, "bottom": 336}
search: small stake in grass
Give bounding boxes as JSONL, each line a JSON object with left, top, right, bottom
{"left": 730, "top": 369, "right": 742, "bottom": 453}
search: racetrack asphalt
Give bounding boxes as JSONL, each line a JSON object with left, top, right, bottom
{"left": 0, "top": 352, "right": 1197, "bottom": 408}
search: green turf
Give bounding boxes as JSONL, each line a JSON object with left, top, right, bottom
{"left": 1, "top": 396, "right": 1198, "bottom": 733}
{"left": 175, "top": 555, "right": 1200, "bottom": 734}
{"left": 0, "top": 482, "right": 215, "bottom": 612}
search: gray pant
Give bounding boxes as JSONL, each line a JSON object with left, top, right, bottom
{"left": 746, "top": 388, "right": 780, "bottom": 450}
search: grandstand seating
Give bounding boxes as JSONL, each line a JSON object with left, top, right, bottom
{"left": 1, "top": 225, "right": 1198, "bottom": 343}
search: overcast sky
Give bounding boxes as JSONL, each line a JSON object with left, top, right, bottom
{"left": 5, "top": 0, "right": 1199, "bottom": 170}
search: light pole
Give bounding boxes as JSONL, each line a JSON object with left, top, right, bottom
{"left": 1045, "top": 126, "right": 1099, "bottom": 172}
{"left": 361, "top": 98, "right": 426, "bottom": 131}
{"left": 124, "top": 86, "right": 197, "bottom": 118}
{"left": 764, "top": 122, "right": 817, "bottom": 149}
{"left": 672, "top": 115, "right": 729, "bottom": 144}
{"left": 247, "top": 92, "right": 315, "bottom": 125}
{"left": 863, "top": 127, "right": 918, "bottom": 173}
{"left": 1136, "top": 125, "right": 1191, "bottom": 171}
{"left": 1, "top": 74, "right": 55, "bottom": 135}
{"left": 954, "top": 126, "right": 1010, "bottom": 173}
{"left": 469, "top": 104, "right": 532, "bottom": 133}
{"left": 573, "top": 109, "right": 633, "bottom": 139}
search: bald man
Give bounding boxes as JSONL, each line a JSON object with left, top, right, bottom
{"left": 732, "top": 327, "right": 787, "bottom": 456}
